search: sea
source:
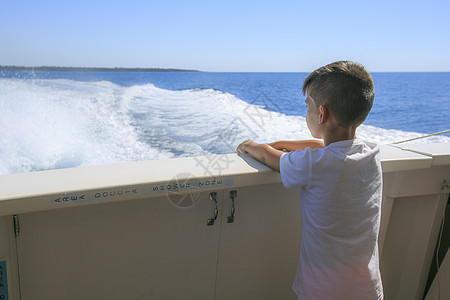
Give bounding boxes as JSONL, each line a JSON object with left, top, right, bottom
{"left": 1, "top": 71, "right": 449, "bottom": 175}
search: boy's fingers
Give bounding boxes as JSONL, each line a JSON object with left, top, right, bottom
{"left": 236, "top": 145, "right": 245, "bottom": 153}
{"left": 268, "top": 142, "right": 278, "bottom": 148}
{"left": 237, "top": 140, "right": 251, "bottom": 153}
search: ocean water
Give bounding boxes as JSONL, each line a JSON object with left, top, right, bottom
{"left": 1, "top": 71, "right": 449, "bottom": 175}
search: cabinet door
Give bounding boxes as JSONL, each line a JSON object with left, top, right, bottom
{"left": 215, "top": 183, "right": 301, "bottom": 299}
{"left": 16, "top": 191, "right": 222, "bottom": 300}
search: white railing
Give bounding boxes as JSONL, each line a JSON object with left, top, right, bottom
{"left": 0, "top": 143, "right": 449, "bottom": 300}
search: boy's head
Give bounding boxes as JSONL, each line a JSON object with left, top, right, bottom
{"left": 302, "top": 61, "right": 375, "bottom": 128}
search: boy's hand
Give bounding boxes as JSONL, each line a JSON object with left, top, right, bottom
{"left": 267, "top": 141, "right": 287, "bottom": 151}
{"left": 236, "top": 140, "right": 255, "bottom": 154}
{"left": 236, "top": 140, "right": 283, "bottom": 172}
{"left": 268, "top": 140, "right": 324, "bottom": 152}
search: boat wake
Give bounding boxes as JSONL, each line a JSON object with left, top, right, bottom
{"left": 1, "top": 78, "right": 448, "bottom": 175}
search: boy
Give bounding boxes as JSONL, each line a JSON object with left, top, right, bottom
{"left": 237, "top": 61, "right": 384, "bottom": 299}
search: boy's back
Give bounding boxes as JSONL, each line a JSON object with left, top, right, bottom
{"left": 281, "top": 139, "right": 383, "bottom": 299}
{"left": 237, "top": 61, "right": 384, "bottom": 299}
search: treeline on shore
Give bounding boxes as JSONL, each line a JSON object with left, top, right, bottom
{"left": 0, "top": 66, "right": 200, "bottom": 72}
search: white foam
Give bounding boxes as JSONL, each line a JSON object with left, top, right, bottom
{"left": 0, "top": 79, "right": 171, "bottom": 175}
{"left": 0, "top": 78, "right": 448, "bottom": 175}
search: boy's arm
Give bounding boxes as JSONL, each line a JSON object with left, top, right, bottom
{"left": 236, "top": 140, "right": 284, "bottom": 172}
{"left": 268, "top": 139, "right": 324, "bottom": 152}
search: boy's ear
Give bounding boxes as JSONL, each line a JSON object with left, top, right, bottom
{"left": 318, "top": 105, "right": 329, "bottom": 124}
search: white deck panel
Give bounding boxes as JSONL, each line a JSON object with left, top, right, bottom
{"left": 0, "top": 145, "right": 447, "bottom": 216}
{"left": 379, "top": 144, "right": 432, "bottom": 172}
{"left": 0, "top": 144, "right": 449, "bottom": 300}
{"left": 393, "top": 143, "right": 450, "bottom": 166}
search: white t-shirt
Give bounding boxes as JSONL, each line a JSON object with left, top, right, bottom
{"left": 280, "top": 139, "right": 384, "bottom": 300}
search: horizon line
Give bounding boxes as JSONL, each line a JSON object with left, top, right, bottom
{"left": 1, "top": 65, "right": 449, "bottom": 73}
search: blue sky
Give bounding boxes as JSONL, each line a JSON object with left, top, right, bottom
{"left": 1, "top": 0, "right": 449, "bottom": 72}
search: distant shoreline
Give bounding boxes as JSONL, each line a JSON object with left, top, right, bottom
{"left": 0, "top": 66, "right": 200, "bottom": 72}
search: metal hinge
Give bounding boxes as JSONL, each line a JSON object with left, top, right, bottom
{"left": 442, "top": 179, "right": 450, "bottom": 191}
{"left": 13, "top": 215, "right": 20, "bottom": 237}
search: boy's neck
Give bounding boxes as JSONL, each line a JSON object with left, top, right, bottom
{"left": 322, "top": 125, "right": 357, "bottom": 147}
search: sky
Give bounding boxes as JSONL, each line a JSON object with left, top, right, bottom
{"left": 1, "top": 0, "right": 450, "bottom": 72}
